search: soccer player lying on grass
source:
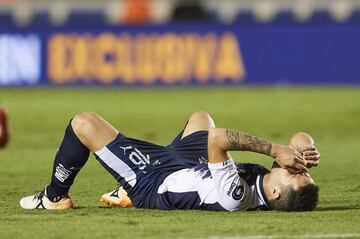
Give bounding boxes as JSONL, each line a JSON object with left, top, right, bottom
{"left": 20, "top": 111, "right": 320, "bottom": 211}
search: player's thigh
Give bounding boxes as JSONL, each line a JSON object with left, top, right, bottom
{"left": 72, "top": 112, "right": 118, "bottom": 152}
{"left": 181, "top": 111, "right": 215, "bottom": 139}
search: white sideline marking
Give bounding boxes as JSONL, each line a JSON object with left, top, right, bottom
{"left": 180, "top": 233, "right": 360, "bottom": 239}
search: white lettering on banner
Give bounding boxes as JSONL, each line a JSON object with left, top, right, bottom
{"left": 0, "top": 34, "right": 41, "bottom": 85}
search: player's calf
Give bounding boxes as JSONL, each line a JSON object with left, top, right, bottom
{"left": 20, "top": 112, "right": 122, "bottom": 210}
{"left": 20, "top": 116, "right": 91, "bottom": 209}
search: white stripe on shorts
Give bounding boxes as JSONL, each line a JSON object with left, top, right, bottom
{"left": 95, "top": 146, "right": 137, "bottom": 187}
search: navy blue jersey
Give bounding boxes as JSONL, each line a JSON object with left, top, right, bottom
{"left": 94, "top": 127, "right": 272, "bottom": 211}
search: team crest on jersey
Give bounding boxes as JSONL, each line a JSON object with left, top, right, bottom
{"left": 227, "top": 177, "right": 245, "bottom": 201}
{"left": 232, "top": 185, "right": 244, "bottom": 200}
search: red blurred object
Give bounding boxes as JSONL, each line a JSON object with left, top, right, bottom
{"left": 123, "top": 0, "right": 152, "bottom": 24}
{"left": 0, "top": 107, "right": 9, "bottom": 148}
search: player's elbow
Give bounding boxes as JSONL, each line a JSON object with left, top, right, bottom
{"left": 289, "top": 132, "right": 314, "bottom": 150}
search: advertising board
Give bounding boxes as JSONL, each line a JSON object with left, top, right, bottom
{"left": 0, "top": 20, "right": 359, "bottom": 86}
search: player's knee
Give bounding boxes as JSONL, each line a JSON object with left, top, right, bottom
{"left": 71, "top": 112, "right": 98, "bottom": 136}
{"left": 189, "top": 111, "right": 212, "bottom": 122}
{"left": 190, "top": 111, "right": 210, "bottom": 118}
{"left": 189, "top": 111, "right": 215, "bottom": 127}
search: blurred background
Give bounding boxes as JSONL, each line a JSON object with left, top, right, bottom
{"left": 1, "top": 3, "right": 360, "bottom": 238}
{"left": 1, "top": 0, "right": 359, "bottom": 87}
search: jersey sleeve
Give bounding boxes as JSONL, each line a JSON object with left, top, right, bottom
{"left": 208, "top": 158, "right": 246, "bottom": 211}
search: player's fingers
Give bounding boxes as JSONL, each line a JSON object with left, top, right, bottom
{"left": 303, "top": 155, "right": 320, "bottom": 161}
{"left": 295, "top": 151, "right": 304, "bottom": 160}
{"left": 304, "top": 160, "right": 319, "bottom": 168}
{"left": 303, "top": 150, "right": 319, "bottom": 156}
{"left": 305, "top": 164, "right": 313, "bottom": 169}
{"left": 301, "top": 146, "right": 315, "bottom": 152}
{"left": 295, "top": 156, "right": 305, "bottom": 164}
{"left": 305, "top": 162, "right": 319, "bottom": 168}
{"left": 303, "top": 153, "right": 320, "bottom": 161}
{"left": 295, "top": 152, "right": 306, "bottom": 165}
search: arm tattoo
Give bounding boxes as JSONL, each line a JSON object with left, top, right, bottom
{"left": 225, "top": 129, "right": 272, "bottom": 156}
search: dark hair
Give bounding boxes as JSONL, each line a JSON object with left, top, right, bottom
{"left": 269, "top": 183, "right": 319, "bottom": 211}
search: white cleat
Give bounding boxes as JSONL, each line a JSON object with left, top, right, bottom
{"left": 20, "top": 189, "right": 73, "bottom": 210}
{"left": 100, "top": 186, "right": 133, "bottom": 208}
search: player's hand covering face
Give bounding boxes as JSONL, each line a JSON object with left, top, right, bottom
{"left": 271, "top": 145, "right": 320, "bottom": 174}
{"left": 271, "top": 145, "right": 309, "bottom": 173}
{"left": 301, "top": 146, "right": 321, "bottom": 169}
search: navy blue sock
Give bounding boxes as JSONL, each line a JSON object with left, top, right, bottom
{"left": 46, "top": 121, "right": 90, "bottom": 202}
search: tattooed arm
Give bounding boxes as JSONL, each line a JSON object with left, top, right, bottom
{"left": 208, "top": 128, "right": 308, "bottom": 172}
{"left": 224, "top": 129, "right": 273, "bottom": 156}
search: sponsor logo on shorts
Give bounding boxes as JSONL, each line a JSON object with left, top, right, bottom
{"left": 119, "top": 146, "right": 132, "bottom": 155}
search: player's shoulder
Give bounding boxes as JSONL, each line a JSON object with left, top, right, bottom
{"left": 236, "top": 162, "right": 270, "bottom": 175}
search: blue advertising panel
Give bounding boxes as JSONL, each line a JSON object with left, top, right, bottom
{"left": 0, "top": 20, "right": 359, "bottom": 86}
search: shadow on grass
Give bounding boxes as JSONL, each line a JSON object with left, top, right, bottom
{"left": 73, "top": 205, "right": 360, "bottom": 213}
{"left": 73, "top": 206, "right": 115, "bottom": 210}
{"left": 315, "top": 205, "right": 360, "bottom": 211}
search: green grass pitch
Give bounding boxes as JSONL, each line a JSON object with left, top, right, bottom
{"left": 0, "top": 87, "right": 359, "bottom": 239}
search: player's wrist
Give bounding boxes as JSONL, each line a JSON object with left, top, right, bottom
{"left": 270, "top": 144, "right": 279, "bottom": 158}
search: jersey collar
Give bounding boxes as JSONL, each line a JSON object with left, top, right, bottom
{"left": 255, "top": 175, "right": 272, "bottom": 210}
